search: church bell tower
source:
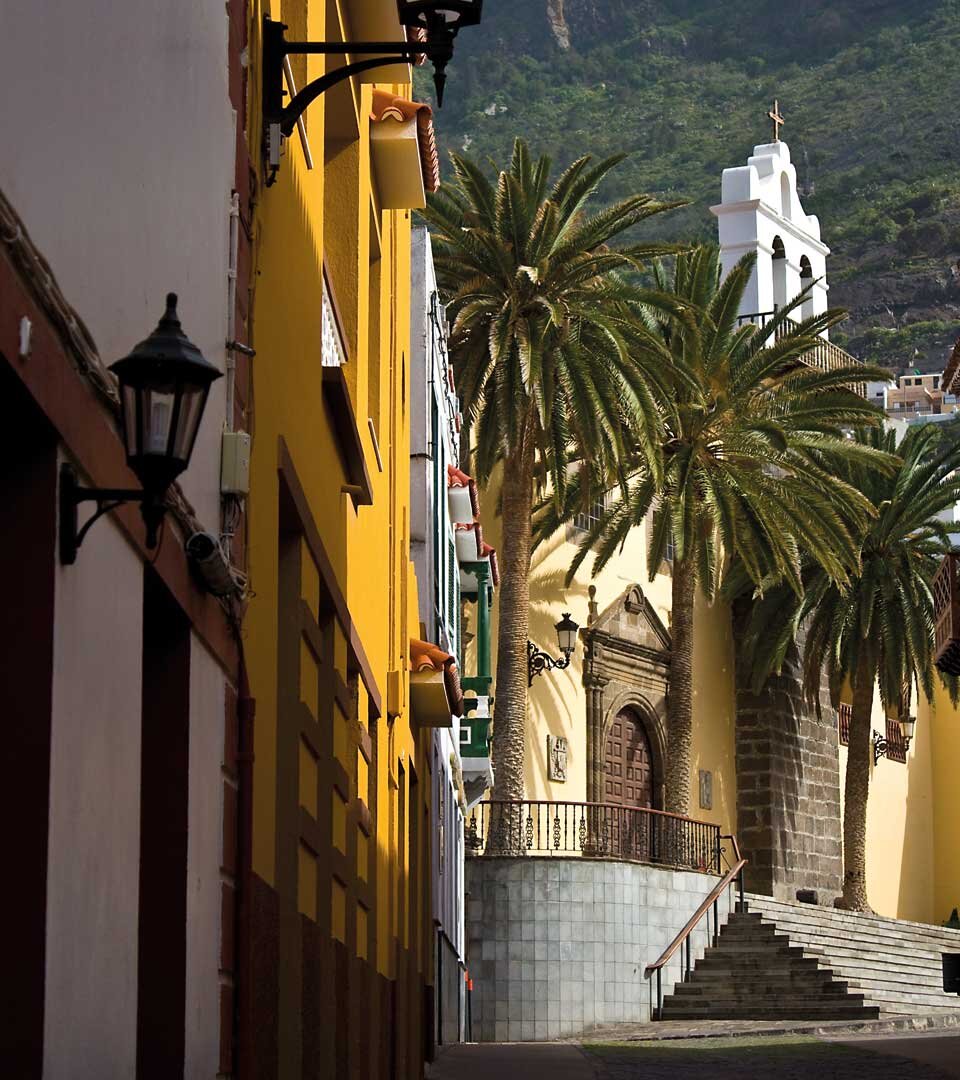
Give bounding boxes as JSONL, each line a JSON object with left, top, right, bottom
{"left": 711, "top": 114, "right": 830, "bottom": 332}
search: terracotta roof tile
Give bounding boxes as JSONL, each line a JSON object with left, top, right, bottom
{"left": 447, "top": 463, "right": 480, "bottom": 517}
{"left": 410, "top": 638, "right": 453, "bottom": 672}
{"left": 481, "top": 542, "right": 500, "bottom": 588}
{"left": 409, "top": 637, "right": 464, "bottom": 717}
{"left": 370, "top": 89, "right": 440, "bottom": 194}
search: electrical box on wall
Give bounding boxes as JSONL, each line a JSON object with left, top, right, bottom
{"left": 220, "top": 431, "right": 251, "bottom": 495}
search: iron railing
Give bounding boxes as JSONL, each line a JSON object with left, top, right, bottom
{"left": 736, "top": 310, "right": 864, "bottom": 392}
{"left": 465, "top": 800, "right": 721, "bottom": 873}
{"left": 644, "top": 833, "right": 746, "bottom": 1020}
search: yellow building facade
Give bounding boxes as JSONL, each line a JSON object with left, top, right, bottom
{"left": 242, "top": 2, "right": 438, "bottom": 1074}
{"left": 509, "top": 503, "right": 960, "bottom": 925}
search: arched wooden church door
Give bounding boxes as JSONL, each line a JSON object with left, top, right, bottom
{"left": 602, "top": 707, "right": 655, "bottom": 860}
{"left": 603, "top": 707, "right": 653, "bottom": 808}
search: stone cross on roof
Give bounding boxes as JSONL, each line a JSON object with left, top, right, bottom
{"left": 768, "top": 99, "right": 785, "bottom": 142}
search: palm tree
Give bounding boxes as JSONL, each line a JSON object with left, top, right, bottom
{"left": 422, "top": 139, "right": 681, "bottom": 803}
{"left": 535, "top": 246, "right": 890, "bottom": 816}
{"left": 738, "top": 421, "right": 960, "bottom": 910}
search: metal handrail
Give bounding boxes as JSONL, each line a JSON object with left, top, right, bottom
{"left": 466, "top": 800, "right": 722, "bottom": 872}
{"left": 644, "top": 833, "right": 746, "bottom": 1019}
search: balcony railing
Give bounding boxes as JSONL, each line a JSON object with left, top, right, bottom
{"left": 737, "top": 311, "right": 864, "bottom": 393}
{"left": 321, "top": 268, "right": 347, "bottom": 368}
{"left": 465, "top": 800, "right": 721, "bottom": 873}
{"left": 934, "top": 552, "right": 960, "bottom": 675}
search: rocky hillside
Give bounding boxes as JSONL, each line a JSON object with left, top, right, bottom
{"left": 421, "top": 0, "right": 960, "bottom": 373}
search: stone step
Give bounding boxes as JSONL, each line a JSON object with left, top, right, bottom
{"left": 671, "top": 985, "right": 861, "bottom": 1002}
{"left": 800, "top": 945, "right": 949, "bottom": 979}
{"left": 695, "top": 948, "right": 817, "bottom": 966}
{"left": 754, "top": 917, "right": 960, "bottom": 959}
{"left": 745, "top": 895, "right": 960, "bottom": 947}
{"left": 650, "top": 904, "right": 960, "bottom": 1022}
{"left": 660, "top": 1005, "right": 881, "bottom": 1021}
{"left": 678, "top": 972, "right": 850, "bottom": 989}
{"left": 736, "top": 895, "right": 960, "bottom": 1017}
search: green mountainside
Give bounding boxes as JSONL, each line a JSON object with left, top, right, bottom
{"left": 420, "top": 0, "right": 960, "bottom": 373}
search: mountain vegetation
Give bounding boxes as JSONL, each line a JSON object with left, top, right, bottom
{"left": 422, "top": 0, "right": 960, "bottom": 374}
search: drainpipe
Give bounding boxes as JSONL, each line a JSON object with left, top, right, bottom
{"left": 224, "top": 192, "right": 240, "bottom": 433}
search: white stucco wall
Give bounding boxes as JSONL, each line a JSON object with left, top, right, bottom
{"left": 0, "top": 0, "right": 234, "bottom": 530}
{"left": 46, "top": 499, "right": 144, "bottom": 1080}
{"left": 1, "top": 4, "right": 236, "bottom": 1074}
{"left": 185, "top": 634, "right": 226, "bottom": 1080}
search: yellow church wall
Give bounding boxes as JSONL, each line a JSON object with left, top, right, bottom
{"left": 838, "top": 693, "right": 935, "bottom": 922}
{"left": 243, "top": 2, "right": 435, "bottom": 1065}
{"left": 480, "top": 485, "right": 737, "bottom": 837}
{"left": 927, "top": 682, "right": 960, "bottom": 924}
{"left": 690, "top": 593, "right": 738, "bottom": 835}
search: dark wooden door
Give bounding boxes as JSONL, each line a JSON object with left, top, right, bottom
{"left": 604, "top": 708, "right": 653, "bottom": 808}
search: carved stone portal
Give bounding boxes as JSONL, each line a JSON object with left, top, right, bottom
{"left": 581, "top": 585, "right": 670, "bottom": 807}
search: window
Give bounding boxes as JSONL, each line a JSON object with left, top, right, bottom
{"left": 837, "top": 703, "right": 851, "bottom": 746}
{"left": 886, "top": 717, "right": 907, "bottom": 763}
{"left": 572, "top": 495, "right": 606, "bottom": 534}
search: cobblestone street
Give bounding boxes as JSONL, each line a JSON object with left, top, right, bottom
{"left": 429, "top": 1033, "right": 960, "bottom": 1079}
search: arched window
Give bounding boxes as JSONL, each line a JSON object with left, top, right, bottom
{"left": 772, "top": 235, "right": 788, "bottom": 311}
{"left": 780, "top": 172, "right": 793, "bottom": 219}
{"left": 799, "top": 255, "right": 814, "bottom": 320}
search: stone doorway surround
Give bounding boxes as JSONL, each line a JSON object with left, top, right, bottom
{"left": 582, "top": 585, "right": 671, "bottom": 808}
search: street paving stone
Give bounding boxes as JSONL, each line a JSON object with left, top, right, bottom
{"left": 585, "top": 1035, "right": 955, "bottom": 1079}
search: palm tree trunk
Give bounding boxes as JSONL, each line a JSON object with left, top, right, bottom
{"left": 490, "top": 457, "right": 534, "bottom": 806}
{"left": 837, "top": 661, "right": 876, "bottom": 912}
{"left": 665, "top": 555, "right": 696, "bottom": 816}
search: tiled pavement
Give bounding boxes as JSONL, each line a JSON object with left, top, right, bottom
{"left": 428, "top": 1032, "right": 960, "bottom": 1079}
{"left": 585, "top": 1034, "right": 958, "bottom": 1078}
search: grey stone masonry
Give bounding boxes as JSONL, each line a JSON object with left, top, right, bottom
{"left": 465, "top": 856, "right": 732, "bottom": 1042}
{"left": 734, "top": 608, "right": 843, "bottom": 901}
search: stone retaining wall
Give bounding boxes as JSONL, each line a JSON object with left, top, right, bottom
{"left": 465, "top": 856, "right": 731, "bottom": 1041}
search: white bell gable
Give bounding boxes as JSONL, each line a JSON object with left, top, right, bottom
{"left": 711, "top": 141, "right": 829, "bottom": 330}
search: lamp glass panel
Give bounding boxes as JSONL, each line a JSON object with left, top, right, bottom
{"left": 140, "top": 386, "right": 177, "bottom": 457}
{"left": 900, "top": 717, "right": 917, "bottom": 739}
{"left": 119, "top": 382, "right": 139, "bottom": 458}
{"left": 557, "top": 626, "right": 576, "bottom": 654}
{"left": 171, "top": 383, "right": 209, "bottom": 464}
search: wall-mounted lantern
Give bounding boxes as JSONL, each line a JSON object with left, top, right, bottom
{"left": 60, "top": 293, "right": 221, "bottom": 564}
{"left": 262, "top": 0, "right": 483, "bottom": 182}
{"left": 872, "top": 715, "right": 916, "bottom": 766}
{"left": 528, "top": 612, "right": 580, "bottom": 686}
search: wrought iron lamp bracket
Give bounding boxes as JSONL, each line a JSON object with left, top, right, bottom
{"left": 527, "top": 639, "right": 572, "bottom": 686}
{"left": 262, "top": 17, "right": 451, "bottom": 183}
{"left": 872, "top": 729, "right": 888, "bottom": 766}
{"left": 59, "top": 463, "right": 161, "bottom": 565}
{"left": 873, "top": 727, "right": 912, "bottom": 766}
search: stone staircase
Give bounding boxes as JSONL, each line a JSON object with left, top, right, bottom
{"left": 660, "top": 910, "right": 880, "bottom": 1020}
{"left": 745, "top": 893, "right": 960, "bottom": 1018}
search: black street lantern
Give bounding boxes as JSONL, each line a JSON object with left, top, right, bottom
{"left": 60, "top": 294, "right": 221, "bottom": 563}
{"left": 528, "top": 612, "right": 581, "bottom": 686}
{"left": 555, "top": 612, "right": 579, "bottom": 657}
{"left": 113, "top": 293, "right": 221, "bottom": 496}
{"left": 262, "top": 0, "right": 483, "bottom": 182}
{"left": 396, "top": 0, "right": 483, "bottom": 104}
